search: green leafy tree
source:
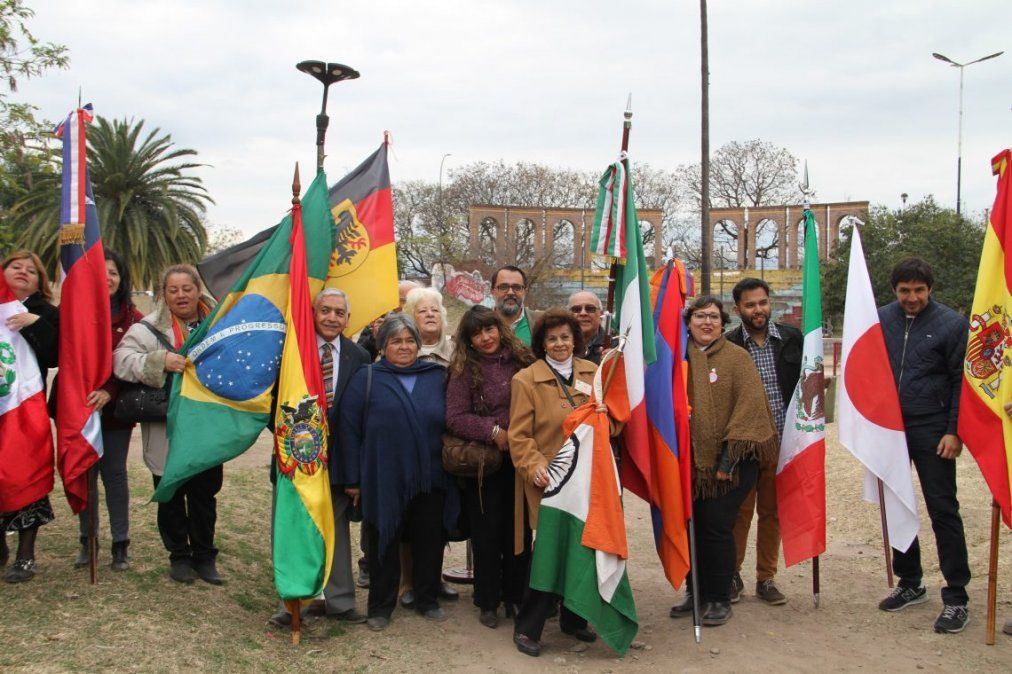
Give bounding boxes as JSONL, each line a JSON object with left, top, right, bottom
{"left": 0, "top": 0, "right": 70, "bottom": 246}
{"left": 821, "top": 196, "right": 985, "bottom": 323}
{"left": 10, "top": 116, "right": 212, "bottom": 289}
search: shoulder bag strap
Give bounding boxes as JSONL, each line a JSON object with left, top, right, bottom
{"left": 139, "top": 320, "right": 177, "bottom": 354}
{"left": 549, "top": 366, "right": 578, "bottom": 409}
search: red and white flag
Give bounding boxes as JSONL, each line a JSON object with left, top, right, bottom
{"left": 837, "top": 226, "right": 919, "bottom": 552}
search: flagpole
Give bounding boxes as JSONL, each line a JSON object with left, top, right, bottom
{"left": 286, "top": 163, "right": 304, "bottom": 647}
{"left": 687, "top": 518, "right": 703, "bottom": 643}
{"left": 985, "top": 500, "right": 1000, "bottom": 645}
{"left": 88, "top": 468, "right": 98, "bottom": 584}
{"left": 603, "top": 95, "right": 633, "bottom": 349}
{"left": 877, "top": 478, "right": 895, "bottom": 588}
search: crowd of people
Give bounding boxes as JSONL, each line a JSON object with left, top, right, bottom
{"left": 0, "top": 251, "right": 996, "bottom": 656}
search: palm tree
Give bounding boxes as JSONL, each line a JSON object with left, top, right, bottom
{"left": 10, "top": 116, "right": 212, "bottom": 290}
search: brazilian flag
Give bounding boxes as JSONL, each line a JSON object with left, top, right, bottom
{"left": 153, "top": 173, "right": 334, "bottom": 502}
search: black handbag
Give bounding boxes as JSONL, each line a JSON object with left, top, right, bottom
{"left": 113, "top": 321, "right": 177, "bottom": 424}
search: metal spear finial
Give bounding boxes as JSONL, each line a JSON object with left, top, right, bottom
{"left": 799, "top": 160, "right": 812, "bottom": 209}
{"left": 292, "top": 162, "right": 302, "bottom": 205}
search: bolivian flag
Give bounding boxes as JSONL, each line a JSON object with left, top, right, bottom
{"left": 272, "top": 176, "right": 334, "bottom": 599}
{"left": 154, "top": 173, "right": 335, "bottom": 502}
{"left": 959, "top": 149, "right": 1012, "bottom": 527}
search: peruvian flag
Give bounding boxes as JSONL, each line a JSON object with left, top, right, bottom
{"left": 776, "top": 208, "right": 827, "bottom": 567}
{"left": 838, "top": 226, "right": 919, "bottom": 552}
{"left": 54, "top": 104, "right": 112, "bottom": 514}
{"left": 0, "top": 274, "right": 56, "bottom": 512}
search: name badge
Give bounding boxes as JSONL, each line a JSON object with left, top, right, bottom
{"left": 574, "top": 379, "right": 592, "bottom": 396}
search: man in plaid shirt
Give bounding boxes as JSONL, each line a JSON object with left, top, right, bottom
{"left": 725, "top": 278, "right": 803, "bottom": 606}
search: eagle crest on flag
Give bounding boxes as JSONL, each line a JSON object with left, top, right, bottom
{"left": 794, "top": 355, "right": 826, "bottom": 431}
{"left": 329, "top": 199, "right": 371, "bottom": 273}
{"left": 0, "top": 341, "right": 15, "bottom": 396}
{"left": 275, "top": 394, "right": 327, "bottom": 478}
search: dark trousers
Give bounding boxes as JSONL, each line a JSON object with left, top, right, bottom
{"left": 694, "top": 460, "right": 759, "bottom": 603}
{"left": 151, "top": 465, "right": 223, "bottom": 565}
{"left": 462, "top": 463, "right": 529, "bottom": 610}
{"left": 365, "top": 490, "right": 445, "bottom": 618}
{"left": 892, "top": 416, "right": 970, "bottom": 605}
{"left": 78, "top": 427, "right": 132, "bottom": 543}
{"left": 514, "top": 589, "right": 585, "bottom": 641}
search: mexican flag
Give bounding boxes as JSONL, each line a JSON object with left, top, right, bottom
{"left": 530, "top": 388, "right": 637, "bottom": 656}
{"left": 0, "top": 275, "right": 55, "bottom": 512}
{"left": 776, "top": 207, "right": 827, "bottom": 566}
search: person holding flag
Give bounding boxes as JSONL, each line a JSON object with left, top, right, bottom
{"left": 678, "top": 295, "right": 778, "bottom": 626}
{"left": 878, "top": 257, "right": 970, "bottom": 634}
{"left": 0, "top": 251, "right": 59, "bottom": 583}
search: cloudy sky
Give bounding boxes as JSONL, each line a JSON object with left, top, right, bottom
{"left": 19, "top": 0, "right": 1011, "bottom": 237}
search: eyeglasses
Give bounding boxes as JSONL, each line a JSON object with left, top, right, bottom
{"left": 494, "top": 283, "right": 526, "bottom": 293}
{"left": 691, "top": 312, "right": 723, "bottom": 322}
{"left": 569, "top": 304, "right": 600, "bottom": 314}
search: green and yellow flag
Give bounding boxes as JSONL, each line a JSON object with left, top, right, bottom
{"left": 154, "top": 173, "right": 335, "bottom": 503}
{"left": 272, "top": 176, "right": 334, "bottom": 598}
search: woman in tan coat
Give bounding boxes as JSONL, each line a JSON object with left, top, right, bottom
{"left": 508, "top": 308, "right": 598, "bottom": 657}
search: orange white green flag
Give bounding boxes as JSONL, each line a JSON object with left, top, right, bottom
{"left": 958, "top": 149, "right": 1012, "bottom": 526}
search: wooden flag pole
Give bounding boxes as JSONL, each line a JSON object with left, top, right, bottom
{"left": 985, "top": 500, "right": 1000, "bottom": 645}
{"left": 602, "top": 95, "right": 633, "bottom": 350}
{"left": 88, "top": 466, "right": 98, "bottom": 584}
{"left": 286, "top": 164, "right": 305, "bottom": 647}
{"left": 812, "top": 556, "right": 820, "bottom": 608}
{"left": 877, "top": 478, "right": 894, "bottom": 588}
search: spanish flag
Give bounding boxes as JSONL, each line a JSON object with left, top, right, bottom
{"left": 272, "top": 172, "right": 335, "bottom": 599}
{"left": 959, "top": 149, "right": 1012, "bottom": 527}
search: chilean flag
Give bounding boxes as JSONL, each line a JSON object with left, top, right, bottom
{"left": 838, "top": 226, "right": 919, "bottom": 553}
{"left": 0, "top": 274, "right": 55, "bottom": 512}
{"left": 54, "top": 104, "right": 112, "bottom": 514}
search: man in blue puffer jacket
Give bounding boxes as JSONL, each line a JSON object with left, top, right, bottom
{"left": 877, "top": 257, "right": 970, "bottom": 634}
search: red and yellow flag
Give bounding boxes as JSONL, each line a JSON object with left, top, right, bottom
{"left": 959, "top": 149, "right": 1012, "bottom": 527}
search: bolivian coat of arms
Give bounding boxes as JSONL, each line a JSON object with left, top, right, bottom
{"left": 275, "top": 395, "right": 327, "bottom": 478}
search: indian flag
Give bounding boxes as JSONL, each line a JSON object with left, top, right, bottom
{"left": 776, "top": 207, "right": 827, "bottom": 566}
{"left": 959, "top": 149, "right": 1012, "bottom": 526}
{"left": 530, "top": 377, "right": 637, "bottom": 656}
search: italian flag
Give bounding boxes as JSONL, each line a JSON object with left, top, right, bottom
{"left": 0, "top": 275, "right": 55, "bottom": 512}
{"left": 530, "top": 394, "right": 638, "bottom": 656}
{"left": 776, "top": 208, "right": 827, "bottom": 566}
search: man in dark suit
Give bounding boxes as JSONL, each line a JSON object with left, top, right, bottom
{"left": 315, "top": 288, "right": 371, "bottom": 621}
{"left": 725, "top": 278, "right": 802, "bottom": 607}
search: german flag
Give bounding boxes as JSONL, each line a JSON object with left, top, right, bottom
{"left": 199, "top": 140, "right": 398, "bottom": 336}
{"left": 959, "top": 149, "right": 1012, "bottom": 526}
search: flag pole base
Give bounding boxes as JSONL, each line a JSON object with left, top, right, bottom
{"left": 286, "top": 599, "right": 302, "bottom": 645}
{"left": 813, "top": 593, "right": 820, "bottom": 609}
{"left": 693, "top": 625, "right": 701, "bottom": 644}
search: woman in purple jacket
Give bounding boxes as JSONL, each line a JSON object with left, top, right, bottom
{"left": 445, "top": 306, "right": 534, "bottom": 629}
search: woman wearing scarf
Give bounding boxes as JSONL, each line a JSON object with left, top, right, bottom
{"left": 669, "top": 295, "right": 778, "bottom": 626}
{"left": 113, "top": 264, "right": 219, "bottom": 585}
{"left": 1, "top": 250, "right": 59, "bottom": 583}
{"left": 339, "top": 314, "right": 460, "bottom": 632}
{"left": 509, "top": 308, "right": 602, "bottom": 657}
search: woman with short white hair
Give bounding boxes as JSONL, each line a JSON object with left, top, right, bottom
{"left": 403, "top": 287, "right": 454, "bottom": 367}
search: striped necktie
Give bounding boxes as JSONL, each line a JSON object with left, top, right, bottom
{"left": 320, "top": 344, "right": 334, "bottom": 406}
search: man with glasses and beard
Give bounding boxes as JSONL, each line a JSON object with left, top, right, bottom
{"left": 725, "top": 278, "right": 802, "bottom": 607}
{"left": 567, "top": 290, "right": 605, "bottom": 364}
{"left": 490, "top": 266, "right": 542, "bottom": 347}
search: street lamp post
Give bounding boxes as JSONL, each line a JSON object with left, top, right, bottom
{"left": 438, "top": 153, "right": 452, "bottom": 271}
{"left": 295, "top": 60, "right": 361, "bottom": 174}
{"left": 931, "top": 51, "right": 1003, "bottom": 215}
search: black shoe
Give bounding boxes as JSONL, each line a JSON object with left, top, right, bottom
{"left": 303, "top": 600, "right": 327, "bottom": 617}
{"left": 421, "top": 606, "right": 447, "bottom": 622}
{"left": 74, "top": 543, "right": 89, "bottom": 569}
{"left": 400, "top": 590, "right": 415, "bottom": 608}
{"left": 562, "top": 625, "right": 597, "bottom": 642}
{"left": 110, "top": 540, "right": 129, "bottom": 572}
{"left": 479, "top": 610, "right": 498, "bottom": 628}
{"left": 4, "top": 558, "right": 35, "bottom": 583}
{"left": 194, "top": 561, "right": 224, "bottom": 585}
{"left": 730, "top": 573, "right": 744, "bottom": 604}
{"left": 331, "top": 608, "right": 367, "bottom": 624}
{"left": 669, "top": 592, "right": 694, "bottom": 618}
{"left": 169, "top": 561, "right": 196, "bottom": 584}
{"left": 878, "top": 584, "right": 928, "bottom": 612}
{"left": 367, "top": 616, "right": 390, "bottom": 631}
{"left": 513, "top": 633, "right": 541, "bottom": 657}
{"left": 934, "top": 605, "right": 969, "bottom": 634}
{"left": 702, "top": 601, "right": 732, "bottom": 626}
{"left": 504, "top": 602, "right": 519, "bottom": 619}
{"left": 356, "top": 569, "right": 370, "bottom": 589}
{"left": 268, "top": 610, "right": 292, "bottom": 627}
{"left": 438, "top": 581, "right": 459, "bottom": 600}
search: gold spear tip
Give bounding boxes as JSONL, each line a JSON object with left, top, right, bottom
{"left": 624, "top": 93, "right": 633, "bottom": 120}
{"left": 292, "top": 162, "right": 301, "bottom": 204}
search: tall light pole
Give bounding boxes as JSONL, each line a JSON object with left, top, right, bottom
{"left": 932, "top": 50, "right": 1003, "bottom": 215}
{"left": 295, "top": 60, "right": 360, "bottom": 174}
{"left": 699, "top": 0, "right": 711, "bottom": 294}
{"left": 438, "top": 153, "right": 452, "bottom": 269}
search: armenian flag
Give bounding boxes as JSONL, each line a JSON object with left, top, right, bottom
{"left": 53, "top": 104, "right": 112, "bottom": 514}
{"left": 959, "top": 149, "right": 1012, "bottom": 526}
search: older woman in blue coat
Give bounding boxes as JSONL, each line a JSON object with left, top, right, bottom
{"left": 339, "top": 314, "right": 459, "bottom": 631}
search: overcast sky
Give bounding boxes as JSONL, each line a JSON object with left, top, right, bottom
{"left": 19, "top": 0, "right": 1011, "bottom": 237}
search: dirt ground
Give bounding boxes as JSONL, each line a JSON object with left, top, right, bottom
{"left": 2, "top": 423, "right": 1011, "bottom": 673}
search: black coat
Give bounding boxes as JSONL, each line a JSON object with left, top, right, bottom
{"left": 327, "top": 335, "right": 371, "bottom": 486}
{"left": 21, "top": 293, "right": 59, "bottom": 387}
{"left": 725, "top": 321, "right": 803, "bottom": 407}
